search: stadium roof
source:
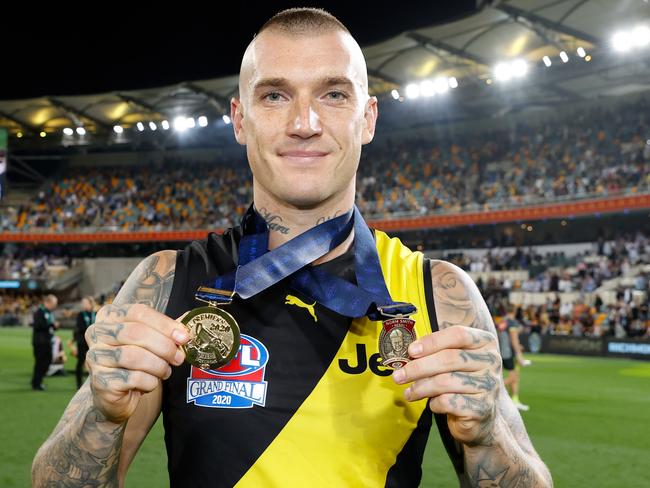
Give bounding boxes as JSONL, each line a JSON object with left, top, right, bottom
{"left": 2, "top": 0, "right": 649, "bottom": 145}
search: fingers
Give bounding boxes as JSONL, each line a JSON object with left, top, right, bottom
{"left": 404, "top": 371, "right": 499, "bottom": 401}
{"left": 96, "top": 303, "right": 189, "bottom": 344}
{"left": 87, "top": 321, "right": 185, "bottom": 366}
{"left": 407, "top": 326, "right": 494, "bottom": 359}
{"left": 89, "top": 365, "right": 161, "bottom": 394}
{"left": 87, "top": 345, "right": 173, "bottom": 380}
{"left": 393, "top": 347, "right": 500, "bottom": 384}
{"left": 428, "top": 392, "right": 493, "bottom": 420}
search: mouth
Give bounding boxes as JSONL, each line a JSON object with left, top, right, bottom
{"left": 277, "top": 150, "right": 330, "bottom": 164}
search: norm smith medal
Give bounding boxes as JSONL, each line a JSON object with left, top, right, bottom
{"left": 379, "top": 317, "right": 417, "bottom": 369}
{"left": 181, "top": 306, "right": 241, "bottom": 370}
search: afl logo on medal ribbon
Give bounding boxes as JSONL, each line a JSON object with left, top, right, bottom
{"left": 186, "top": 334, "right": 269, "bottom": 409}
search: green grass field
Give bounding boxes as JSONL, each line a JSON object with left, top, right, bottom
{"left": 1, "top": 327, "right": 648, "bottom": 487}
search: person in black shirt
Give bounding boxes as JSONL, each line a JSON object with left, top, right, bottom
{"left": 31, "top": 294, "right": 59, "bottom": 391}
{"left": 74, "top": 296, "right": 96, "bottom": 389}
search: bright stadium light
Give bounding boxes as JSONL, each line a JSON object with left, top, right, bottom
{"left": 542, "top": 55, "right": 552, "bottom": 67}
{"left": 149, "top": 121, "right": 157, "bottom": 131}
{"left": 511, "top": 59, "right": 528, "bottom": 77}
{"left": 198, "top": 116, "right": 208, "bottom": 127}
{"left": 16, "top": 132, "right": 23, "bottom": 138}
{"left": 222, "top": 114, "right": 231, "bottom": 124}
{"left": 76, "top": 127, "right": 86, "bottom": 136}
{"left": 174, "top": 116, "right": 187, "bottom": 131}
{"left": 448, "top": 77, "right": 458, "bottom": 89}
{"left": 390, "top": 89, "right": 400, "bottom": 100}
{"left": 577, "top": 46, "right": 586, "bottom": 58}
{"left": 40, "top": 131, "right": 47, "bottom": 138}
{"left": 136, "top": 122, "right": 145, "bottom": 132}
{"left": 161, "top": 120, "right": 170, "bottom": 130}
{"left": 633, "top": 25, "right": 650, "bottom": 47}
{"left": 613, "top": 30, "right": 633, "bottom": 52}
{"left": 559, "top": 51, "right": 569, "bottom": 63}
{"left": 494, "top": 62, "right": 513, "bottom": 81}
{"left": 405, "top": 83, "right": 420, "bottom": 99}
{"left": 420, "top": 80, "right": 435, "bottom": 97}
{"left": 63, "top": 128, "right": 74, "bottom": 136}
{"left": 433, "top": 77, "right": 449, "bottom": 94}
{"left": 113, "top": 125, "right": 123, "bottom": 134}
{"left": 186, "top": 117, "right": 196, "bottom": 129}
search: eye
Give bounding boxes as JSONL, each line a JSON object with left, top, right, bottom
{"left": 326, "top": 91, "right": 348, "bottom": 101}
{"left": 263, "top": 91, "right": 284, "bottom": 102}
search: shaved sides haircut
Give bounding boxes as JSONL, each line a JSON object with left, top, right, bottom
{"left": 257, "top": 7, "right": 350, "bottom": 36}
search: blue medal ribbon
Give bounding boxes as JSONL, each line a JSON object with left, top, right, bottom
{"left": 196, "top": 205, "right": 416, "bottom": 321}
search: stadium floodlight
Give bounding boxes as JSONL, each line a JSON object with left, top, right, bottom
{"left": 63, "top": 128, "right": 74, "bottom": 136}
{"left": 390, "top": 89, "right": 400, "bottom": 100}
{"left": 577, "top": 47, "right": 586, "bottom": 58}
{"left": 613, "top": 30, "right": 633, "bottom": 52}
{"left": 113, "top": 125, "right": 123, "bottom": 134}
{"left": 585, "top": 54, "right": 592, "bottom": 62}
{"left": 173, "top": 116, "right": 187, "bottom": 131}
{"left": 448, "top": 77, "right": 458, "bottom": 89}
{"left": 405, "top": 83, "right": 420, "bottom": 99}
{"left": 511, "top": 59, "right": 528, "bottom": 77}
{"left": 186, "top": 117, "right": 196, "bottom": 129}
{"left": 420, "top": 80, "right": 435, "bottom": 97}
{"left": 494, "top": 62, "right": 513, "bottom": 81}
{"left": 16, "top": 132, "right": 23, "bottom": 138}
{"left": 433, "top": 77, "right": 449, "bottom": 94}
{"left": 76, "top": 127, "right": 86, "bottom": 136}
{"left": 198, "top": 116, "right": 208, "bottom": 127}
{"left": 222, "top": 114, "right": 231, "bottom": 124}
{"left": 542, "top": 55, "right": 552, "bottom": 67}
{"left": 136, "top": 122, "right": 145, "bottom": 132}
{"left": 559, "top": 51, "right": 569, "bottom": 63}
{"left": 161, "top": 120, "right": 170, "bottom": 130}
{"left": 39, "top": 131, "right": 46, "bottom": 138}
{"left": 149, "top": 121, "right": 157, "bottom": 131}
{"left": 633, "top": 25, "right": 650, "bottom": 48}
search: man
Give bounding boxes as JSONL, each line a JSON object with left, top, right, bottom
{"left": 33, "top": 8, "right": 552, "bottom": 487}
{"left": 74, "top": 296, "right": 96, "bottom": 389}
{"left": 498, "top": 307, "right": 531, "bottom": 411}
{"left": 31, "top": 294, "right": 58, "bottom": 390}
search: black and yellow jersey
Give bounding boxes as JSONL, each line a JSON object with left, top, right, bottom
{"left": 162, "top": 226, "right": 463, "bottom": 487}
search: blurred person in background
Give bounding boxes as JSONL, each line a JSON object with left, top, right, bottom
{"left": 74, "top": 296, "right": 96, "bottom": 389}
{"left": 31, "top": 294, "right": 59, "bottom": 391}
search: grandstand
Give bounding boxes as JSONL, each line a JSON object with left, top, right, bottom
{"left": 1, "top": 1, "right": 649, "bottom": 487}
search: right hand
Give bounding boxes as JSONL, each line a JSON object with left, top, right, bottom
{"left": 85, "top": 303, "right": 190, "bottom": 423}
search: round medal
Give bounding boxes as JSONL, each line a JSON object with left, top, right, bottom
{"left": 181, "top": 306, "right": 241, "bottom": 370}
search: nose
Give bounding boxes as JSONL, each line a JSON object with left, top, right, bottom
{"left": 287, "top": 96, "right": 322, "bottom": 139}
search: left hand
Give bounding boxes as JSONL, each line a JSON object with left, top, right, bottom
{"left": 392, "top": 325, "right": 502, "bottom": 446}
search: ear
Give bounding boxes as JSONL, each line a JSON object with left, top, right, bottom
{"left": 361, "top": 96, "right": 378, "bottom": 145}
{"left": 231, "top": 97, "right": 246, "bottom": 145}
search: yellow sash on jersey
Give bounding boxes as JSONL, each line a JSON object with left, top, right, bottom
{"left": 235, "top": 230, "right": 433, "bottom": 487}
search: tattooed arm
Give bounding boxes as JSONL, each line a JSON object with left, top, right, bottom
{"left": 393, "top": 260, "right": 552, "bottom": 487}
{"left": 32, "top": 250, "right": 189, "bottom": 487}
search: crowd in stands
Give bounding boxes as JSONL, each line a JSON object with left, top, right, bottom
{"left": 0, "top": 99, "right": 649, "bottom": 232}
{"left": 466, "top": 232, "right": 650, "bottom": 339}
{"left": 0, "top": 252, "right": 73, "bottom": 281}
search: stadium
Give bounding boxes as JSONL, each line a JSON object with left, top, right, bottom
{"left": 1, "top": 1, "right": 648, "bottom": 486}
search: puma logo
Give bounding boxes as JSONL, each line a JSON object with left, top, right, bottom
{"left": 285, "top": 294, "right": 317, "bottom": 322}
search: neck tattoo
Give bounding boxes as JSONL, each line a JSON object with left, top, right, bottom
{"left": 316, "top": 210, "right": 342, "bottom": 226}
{"left": 258, "top": 207, "right": 291, "bottom": 234}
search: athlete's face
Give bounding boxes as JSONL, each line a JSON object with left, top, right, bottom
{"left": 232, "top": 29, "right": 378, "bottom": 208}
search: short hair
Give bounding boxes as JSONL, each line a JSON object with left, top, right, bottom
{"left": 44, "top": 294, "right": 57, "bottom": 304}
{"left": 257, "top": 7, "right": 350, "bottom": 37}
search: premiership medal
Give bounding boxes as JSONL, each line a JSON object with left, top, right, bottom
{"left": 379, "top": 315, "right": 417, "bottom": 369}
{"left": 181, "top": 306, "right": 240, "bottom": 370}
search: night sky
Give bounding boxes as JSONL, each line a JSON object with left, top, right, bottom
{"left": 2, "top": 0, "right": 476, "bottom": 99}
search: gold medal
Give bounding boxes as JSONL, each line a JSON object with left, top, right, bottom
{"left": 181, "top": 306, "right": 241, "bottom": 370}
{"left": 379, "top": 316, "right": 416, "bottom": 369}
